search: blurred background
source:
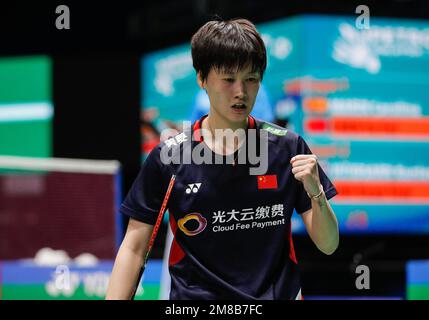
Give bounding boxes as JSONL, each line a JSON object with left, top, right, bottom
{"left": 0, "top": 0, "right": 429, "bottom": 300}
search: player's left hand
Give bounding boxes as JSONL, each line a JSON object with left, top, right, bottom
{"left": 290, "top": 154, "right": 322, "bottom": 196}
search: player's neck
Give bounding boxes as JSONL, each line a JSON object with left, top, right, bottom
{"left": 206, "top": 111, "right": 248, "bottom": 132}
{"left": 202, "top": 115, "right": 246, "bottom": 156}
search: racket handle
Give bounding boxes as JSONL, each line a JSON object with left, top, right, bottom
{"left": 131, "top": 265, "right": 145, "bottom": 300}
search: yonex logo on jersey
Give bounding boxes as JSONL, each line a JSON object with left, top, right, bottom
{"left": 186, "top": 183, "right": 202, "bottom": 194}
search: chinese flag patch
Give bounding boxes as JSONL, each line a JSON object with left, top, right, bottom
{"left": 257, "top": 175, "right": 278, "bottom": 189}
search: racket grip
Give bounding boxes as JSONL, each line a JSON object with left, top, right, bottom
{"left": 131, "top": 265, "right": 145, "bottom": 300}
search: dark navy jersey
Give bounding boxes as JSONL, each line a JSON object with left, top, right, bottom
{"left": 120, "top": 115, "right": 337, "bottom": 300}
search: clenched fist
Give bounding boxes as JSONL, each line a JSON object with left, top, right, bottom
{"left": 290, "top": 154, "right": 322, "bottom": 197}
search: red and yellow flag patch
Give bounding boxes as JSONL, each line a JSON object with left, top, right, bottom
{"left": 257, "top": 175, "right": 278, "bottom": 189}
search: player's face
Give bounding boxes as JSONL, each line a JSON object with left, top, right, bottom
{"left": 200, "top": 64, "right": 260, "bottom": 126}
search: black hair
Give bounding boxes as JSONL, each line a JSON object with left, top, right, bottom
{"left": 191, "top": 18, "right": 267, "bottom": 83}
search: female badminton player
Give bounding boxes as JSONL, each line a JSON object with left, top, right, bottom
{"left": 106, "top": 18, "right": 339, "bottom": 300}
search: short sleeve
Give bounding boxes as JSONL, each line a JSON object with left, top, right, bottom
{"left": 294, "top": 135, "right": 338, "bottom": 214}
{"left": 120, "top": 146, "right": 167, "bottom": 225}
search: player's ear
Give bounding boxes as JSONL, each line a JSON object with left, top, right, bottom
{"left": 197, "top": 72, "right": 205, "bottom": 90}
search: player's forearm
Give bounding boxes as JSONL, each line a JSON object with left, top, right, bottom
{"left": 106, "top": 245, "right": 146, "bottom": 300}
{"left": 309, "top": 194, "right": 339, "bottom": 255}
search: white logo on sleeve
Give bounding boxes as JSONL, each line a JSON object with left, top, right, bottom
{"left": 186, "top": 183, "right": 202, "bottom": 194}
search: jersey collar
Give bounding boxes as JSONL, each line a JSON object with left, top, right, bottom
{"left": 192, "top": 114, "right": 256, "bottom": 142}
